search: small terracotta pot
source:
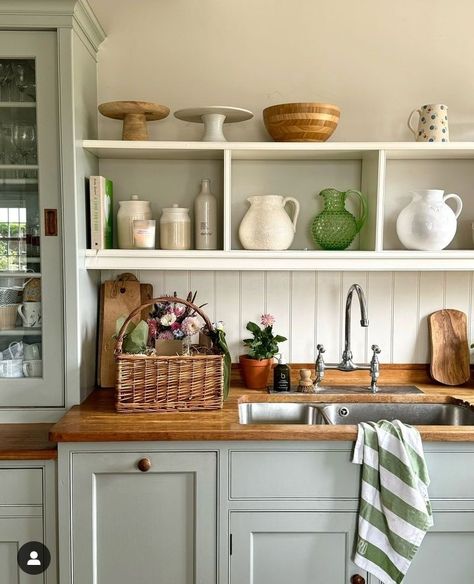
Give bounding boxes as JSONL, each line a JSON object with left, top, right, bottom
{"left": 239, "top": 355, "right": 273, "bottom": 389}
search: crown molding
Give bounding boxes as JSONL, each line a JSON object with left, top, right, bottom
{"left": 0, "top": 0, "right": 106, "bottom": 52}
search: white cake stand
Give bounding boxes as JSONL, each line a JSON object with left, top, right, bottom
{"left": 174, "top": 106, "right": 254, "bottom": 141}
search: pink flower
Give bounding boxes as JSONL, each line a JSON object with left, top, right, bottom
{"left": 260, "top": 313, "right": 275, "bottom": 327}
{"left": 170, "top": 321, "right": 181, "bottom": 331}
{"left": 182, "top": 316, "right": 201, "bottom": 336}
{"left": 173, "top": 306, "right": 186, "bottom": 318}
{"left": 148, "top": 319, "right": 158, "bottom": 340}
{"left": 158, "top": 330, "right": 174, "bottom": 340}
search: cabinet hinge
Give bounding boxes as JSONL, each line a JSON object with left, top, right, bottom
{"left": 230, "top": 533, "right": 233, "bottom": 555}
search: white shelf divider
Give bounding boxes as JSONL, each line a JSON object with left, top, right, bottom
{"left": 375, "top": 149, "right": 387, "bottom": 251}
{"left": 223, "top": 149, "right": 232, "bottom": 251}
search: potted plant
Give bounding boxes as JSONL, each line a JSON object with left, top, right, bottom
{"left": 239, "top": 314, "right": 287, "bottom": 389}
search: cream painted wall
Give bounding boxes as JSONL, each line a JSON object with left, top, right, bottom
{"left": 90, "top": 1, "right": 474, "bottom": 364}
{"left": 90, "top": 0, "right": 474, "bottom": 142}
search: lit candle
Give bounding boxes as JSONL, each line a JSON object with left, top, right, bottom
{"left": 132, "top": 220, "right": 156, "bottom": 249}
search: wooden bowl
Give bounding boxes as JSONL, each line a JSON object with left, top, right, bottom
{"left": 263, "top": 102, "right": 340, "bottom": 142}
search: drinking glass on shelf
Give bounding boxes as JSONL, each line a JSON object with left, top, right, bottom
{"left": 12, "top": 123, "right": 37, "bottom": 168}
{"left": 12, "top": 63, "right": 35, "bottom": 102}
{"left": 0, "top": 122, "right": 19, "bottom": 172}
{"left": 0, "top": 62, "right": 12, "bottom": 101}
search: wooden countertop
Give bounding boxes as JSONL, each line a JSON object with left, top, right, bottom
{"left": 50, "top": 377, "right": 474, "bottom": 443}
{"left": 0, "top": 424, "right": 57, "bottom": 460}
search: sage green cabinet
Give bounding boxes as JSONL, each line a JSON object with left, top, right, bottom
{"left": 69, "top": 450, "right": 217, "bottom": 584}
{"left": 0, "top": 517, "right": 43, "bottom": 583}
{"left": 387, "top": 512, "right": 474, "bottom": 584}
{"left": 0, "top": 30, "right": 63, "bottom": 408}
{"left": 0, "top": 462, "right": 57, "bottom": 584}
{"left": 59, "top": 441, "right": 474, "bottom": 584}
{"left": 230, "top": 511, "right": 364, "bottom": 584}
{"left": 0, "top": 0, "right": 105, "bottom": 420}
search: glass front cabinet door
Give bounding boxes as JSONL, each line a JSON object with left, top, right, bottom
{"left": 0, "top": 31, "right": 63, "bottom": 407}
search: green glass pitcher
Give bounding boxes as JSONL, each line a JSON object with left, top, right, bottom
{"left": 311, "top": 188, "right": 368, "bottom": 250}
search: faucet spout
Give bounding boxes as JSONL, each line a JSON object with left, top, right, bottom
{"left": 313, "top": 283, "right": 381, "bottom": 394}
{"left": 341, "top": 284, "right": 369, "bottom": 369}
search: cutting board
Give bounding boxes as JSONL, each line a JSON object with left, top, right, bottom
{"left": 429, "top": 309, "right": 470, "bottom": 386}
{"left": 97, "top": 275, "right": 153, "bottom": 388}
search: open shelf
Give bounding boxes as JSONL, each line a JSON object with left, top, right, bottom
{"left": 84, "top": 249, "right": 474, "bottom": 271}
{"left": 83, "top": 140, "right": 474, "bottom": 159}
{"left": 82, "top": 140, "right": 474, "bottom": 271}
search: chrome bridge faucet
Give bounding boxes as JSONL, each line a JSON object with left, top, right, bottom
{"left": 314, "top": 283, "right": 381, "bottom": 393}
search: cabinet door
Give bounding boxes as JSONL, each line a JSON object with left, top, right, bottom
{"left": 230, "top": 511, "right": 365, "bottom": 584}
{"left": 393, "top": 511, "right": 474, "bottom": 584}
{"left": 71, "top": 451, "right": 217, "bottom": 584}
{"left": 0, "top": 31, "right": 63, "bottom": 406}
{"left": 0, "top": 516, "right": 44, "bottom": 583}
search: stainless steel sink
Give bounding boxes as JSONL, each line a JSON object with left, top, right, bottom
{"left": 238, "top": 403, "right": 321, "bottom": 425}
{"left": 319, "top": 403, "right": 474, "bottom": 426}
{"left": 238, "top": 402, "right": 474, "bottom": 426}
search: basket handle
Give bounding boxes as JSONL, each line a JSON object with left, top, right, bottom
{"left": 115, "top": 296, "right": 214, "bottom": 356}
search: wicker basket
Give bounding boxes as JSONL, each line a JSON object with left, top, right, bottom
{"left": 115, "top": 296, "right": 224, "bottom": 413}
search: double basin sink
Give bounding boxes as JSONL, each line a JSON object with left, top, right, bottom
{"left": 239, "top": 402, "right": 474, "bottom": 426}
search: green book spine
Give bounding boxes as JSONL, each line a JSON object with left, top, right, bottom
{"left": 104, "top": 179, "right": 113, "bottom": 249}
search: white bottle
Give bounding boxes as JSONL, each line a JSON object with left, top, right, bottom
{"left": 117, "top": 195, "right": 152, "bottom": 249}
{"left": 194, "top": 179, "right": 217, "bottom": 250}
{"left": 160, "top": 204, "right": 191, "bottom": 250}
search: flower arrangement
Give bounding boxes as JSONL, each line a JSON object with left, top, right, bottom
{"left": 243, "top": 313, "right": 287, "bottom": 360}
{"left": 148, "top": 291, "right": 204, "bottom": 343}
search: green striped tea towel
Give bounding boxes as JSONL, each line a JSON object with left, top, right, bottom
{"left": 352, "top": 420, "right": 433, "bottom": 584}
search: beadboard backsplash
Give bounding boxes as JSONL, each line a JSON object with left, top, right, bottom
{"left": 102, "top": 271, "right": 474, "bottom": 365}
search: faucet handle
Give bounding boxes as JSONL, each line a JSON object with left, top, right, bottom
{"left": 369, "top": 344, "right": 381, "bottom": 393}
{"left": 371, "top": 344, "right": 381, "bottom": 355}
{"left": 314, "top": 344, "right": 326, "bottom": 390}
{"left": 316, "top": 344, "right": 326, "bottom": 355}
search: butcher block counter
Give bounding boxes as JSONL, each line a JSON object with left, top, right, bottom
{"left": 50, "top": 369, "right": 474, "bottom": 442}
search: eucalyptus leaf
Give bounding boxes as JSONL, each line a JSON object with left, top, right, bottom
{"left": 123, "top": 320, "right": 148, "bottom": 354}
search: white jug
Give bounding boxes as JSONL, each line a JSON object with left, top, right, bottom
{"left": 238, "top": 195, "right": 300, "bottom": 251}
{"left": 396, "top": 189, "right": 462, "bottom": 250}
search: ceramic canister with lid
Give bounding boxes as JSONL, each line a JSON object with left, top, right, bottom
{"left": 160, "top": 204, "right": 191, "bottom": 250}
{"left": 117, "top": 195, "right": 152, "bottom": 249}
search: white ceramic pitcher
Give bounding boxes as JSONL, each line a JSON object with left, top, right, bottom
{"left": 396, "top": 189, "right": 462, "bottom": 250}
{"left": 238, "top": 195, "right": 300, "bottom": 250}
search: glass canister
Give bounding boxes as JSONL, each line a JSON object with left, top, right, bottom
{"left": 117, "top": 195, "right": 152, "bottom": 249}
{"left": 160, "top": 204, "right": 191, "bottom": 250}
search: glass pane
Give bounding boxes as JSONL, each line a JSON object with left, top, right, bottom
{"left": 0, "top": 58, "right": 41, "bottom": 378}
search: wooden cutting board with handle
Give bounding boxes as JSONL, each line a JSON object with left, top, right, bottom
{"left": 429, "top": 309, "right": 471, "bottom": 386}
{"left": 97, "top": 274, "right": 153, "bottom": 388}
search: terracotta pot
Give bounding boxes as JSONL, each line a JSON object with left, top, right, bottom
{"left": 239, "top": 355, "right": 273, "bottom": 389}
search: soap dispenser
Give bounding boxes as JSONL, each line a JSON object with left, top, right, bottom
{"left": 273, "top": 353, "right": 291, "bottom": 392}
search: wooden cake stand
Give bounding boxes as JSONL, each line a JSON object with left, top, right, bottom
{"left": 98, "top": 101, "right": 170, "bottom": 140}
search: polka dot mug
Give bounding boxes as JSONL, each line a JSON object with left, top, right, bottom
{"left": 408, "top": 104, "right": 449, "bottom": 142}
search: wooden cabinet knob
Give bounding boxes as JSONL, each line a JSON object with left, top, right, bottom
{"left": 137, "top": 457, "right": 151, "bottom": 472}
{"left": 351, "top": 575, "right": 365, "bottom": 584}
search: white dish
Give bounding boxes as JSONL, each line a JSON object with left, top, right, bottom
{"left": 174, "top": 106, "right": 253, "bottom": 141}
